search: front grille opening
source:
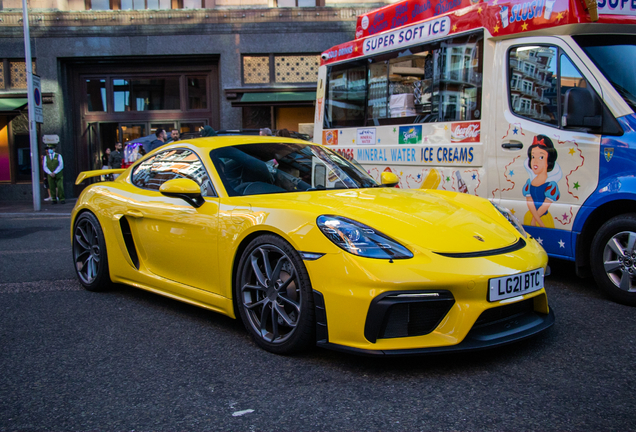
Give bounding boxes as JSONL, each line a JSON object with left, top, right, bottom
{"left": 379, "top": 300, "right": 454, "bottom": 339}
{"left": 474, "top": 298, "right": 535, "bottom": 328}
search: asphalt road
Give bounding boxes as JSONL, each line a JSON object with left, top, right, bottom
{"left": 1, "top": 214, "right": 635, "bottom": 431}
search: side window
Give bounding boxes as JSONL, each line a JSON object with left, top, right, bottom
{"left": 131, "top": 148, "right": 215, "bottom": 197}
{"left": 509, "top": 46, "right": 597, "bottom": 129}
{"left": 509, "top": 46, "right": 558, "bottom": 126}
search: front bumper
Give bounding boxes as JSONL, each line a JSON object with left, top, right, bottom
{"left": 306, "top": 236, "right": 552, "bottom": 354}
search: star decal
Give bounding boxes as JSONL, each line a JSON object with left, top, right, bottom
{"left": 354, "top": 45, "right": 358, "bottom": 52}
{"left": 556, "top": 12, "right": 564, "bottom": 20}
{"left": 562, "top": 213, "right": 569, "bottom": 221}
{"left": 493, "top": 25, "right": 500, "bottom": 33}
{"left": 510, "top": 208, "right": 516, "bottom": 215}
{"left": 393, "top": 128, "right": 397, "bottom": 133}
{"left": 558, "top": 239, "right": 565, "bottom": 248}
{"left": 446, "top": 176, "right": 451, "bottom": 182}
{"left": 491, "top": 0, "right": 498, "bottom": 5}
{"left": 472, "top": 174, "right": 477, "bottom": 180}
{"left": 400, "top": 171, "right": 404, "bottom": 176}
{"left": 378, "top": 139, "right": 381, "bottom": 143}
{"left": 417, "top": 174, "right": 422, "bottom": 180}
{"left": 573, "top": 182, "right": 580, "bottom": 190}
{"left": 444, "top": 125, "right": 449, "bottom": 130}
{"left": 509, "top": 170, "right": 514, "bottom": 176}
{"left": 513, "top": 127, "right": 519, "bottom": 134}
{"left": 352, "top": 139, "right": 355, "bottom": 143}
{"left": 537, "top": 237, "right": 543, "bottom": 245}
{"left": 521, "top": 22, "right": 528, "bottom": 31}
{"left": 477, "top": 6, "right": 482, "bottom": 13}
{"left": 568, "top": 148, "right": 576, "bottom": 155}
{"left": 339, "top": 130, "right": 343, "bottom": 134}
{"left": 452, "top": 24, "right": 458, "bottom": 32}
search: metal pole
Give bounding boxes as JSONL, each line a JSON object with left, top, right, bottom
{"left": 22, "top": 0, "right": 40, "bottom": 211}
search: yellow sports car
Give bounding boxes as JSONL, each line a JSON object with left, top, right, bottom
{"left": 71, "top": 136, "right": 554, "bottom": 355}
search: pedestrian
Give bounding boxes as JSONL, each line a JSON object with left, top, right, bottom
{"left": 42, "top": 142, "right": 65, "bottom": 204}
{"left": 40, "top": 154, "right": 52, "bottom": 201}
{"left": 148, "top": 129, "right": 167, "bottom": 151}
{"left": 276, "top": 128, "right": 291, "bottom": 137}
{"left": 260, "top": 128, "right": 273, "bottom": 136}
{"left": 170, "top": 128, "right": 180, "bottom": 142}
{"left": 200, "top": 125, "right": 217, "bottom": 137}
{"left": 109, "top": 142, "right": 123, "bottom": 179}
{"left": 101, "top": 147, "right": 113, "bottom": 181}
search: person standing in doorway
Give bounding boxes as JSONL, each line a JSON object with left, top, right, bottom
{"left": 148, "top": 129, "right": 167, "bottom": 151}
{"left": 42, "top": 142, "right": 65, "bottom": 204}
{"left": 109, "top": 142, "right": 123, "bottom": 179}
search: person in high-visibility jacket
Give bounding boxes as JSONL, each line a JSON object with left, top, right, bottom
{"left": 42, "top": 142, "right": 65, "bottom": 204}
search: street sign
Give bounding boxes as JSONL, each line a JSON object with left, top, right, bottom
{"left": 32, "top": 74, "right": 43, "bottom": 124}
{"left": 42, "top": 134, "right": 59, "bottom": 144}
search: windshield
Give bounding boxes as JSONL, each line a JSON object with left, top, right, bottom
{"left": 574, "top": 35, "right": 636, "bottom": 112}
{"left": 210, "top": 142, "right": 378, "bottom": 196}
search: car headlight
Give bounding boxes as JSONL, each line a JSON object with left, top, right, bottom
{"left": 317, "top": 215, "right": 413, "bottom": 259}
{"left": 491, "top": 202, "right": 527, "bottom": 238}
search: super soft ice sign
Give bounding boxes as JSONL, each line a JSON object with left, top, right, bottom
{"left": 363, "top": 16, "right": 450, "bottom": 55}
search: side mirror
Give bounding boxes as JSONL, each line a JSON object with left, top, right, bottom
{"left": 159, "top": 178, "right": 204, "bottom": 208}
{"left": 562, "top": 87, "right": 602, "bottom": 130}
{"left": 380, "top": 171, "right": 399, "bottom": 187}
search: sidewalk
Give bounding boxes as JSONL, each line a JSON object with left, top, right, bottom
{"left": 0, "top": 199, "right": 76, "bottom": 217}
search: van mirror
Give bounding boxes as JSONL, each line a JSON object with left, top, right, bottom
{"left": 380, "top": 171, "right": 399, "bottom": 187}
{"left": 159, "top": 178, "right": 204, "bottom": 208}
{"left": 562, "top": 87, "right": 602, "bottom": 129}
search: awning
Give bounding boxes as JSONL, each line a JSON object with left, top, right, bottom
{"left": 0, "top": 98, "right": 28, "bottom": 112}
{"left": 232, "top": 92, "right": 316, "bottom": 107}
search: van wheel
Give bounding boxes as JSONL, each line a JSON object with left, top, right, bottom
{"left": 590, "top": 214, "right": 636, "bottom": 306}
{"left": 235, "top": 234, "right": 315, "bottom": 354}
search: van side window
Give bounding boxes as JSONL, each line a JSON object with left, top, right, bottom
{"left": 508, "top": 46, "right": 558, "bottom": 126}
{"left": 324, "top": 32, "right": 483, "bottom": 129}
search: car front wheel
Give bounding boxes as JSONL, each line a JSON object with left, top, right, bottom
{"left": 72, "top": 212, "right": 111, "bottom": 292}
{"left": 235, "top": 234, "right": 314, "bottom": 354}
{"left": 591, "top": 214, "right": 636, "bottom": 306}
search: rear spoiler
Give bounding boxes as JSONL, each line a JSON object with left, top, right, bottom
{"left": 75, "top": 169, "right": 125, "bottom": 185}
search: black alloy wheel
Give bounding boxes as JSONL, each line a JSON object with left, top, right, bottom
{"left": 72, "top": 212, "right": 111, "bottom": 292}
{"left": 236, "top": 235, "right": 314, "bottom": 354}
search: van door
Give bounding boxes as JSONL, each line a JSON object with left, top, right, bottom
{"left": 494, "top": 38, "right": 602, "bottom": 258}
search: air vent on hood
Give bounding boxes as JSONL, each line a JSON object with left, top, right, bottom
{"left": 434, "top": 238, "right": 526, "bottom": 258}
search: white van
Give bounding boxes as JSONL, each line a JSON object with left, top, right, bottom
{"left": 314, "top": 0, "right": 636, "bottom": 305}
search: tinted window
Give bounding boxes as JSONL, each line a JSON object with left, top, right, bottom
{"left": 210, "top": 143, "right": 377, "bottom": 197}
{"left": 131, "top": 148, "right": 215, "bottom": 196}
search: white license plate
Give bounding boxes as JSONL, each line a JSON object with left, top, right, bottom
{"left": 488, "top": 269, "right": 544, "bottom": 302}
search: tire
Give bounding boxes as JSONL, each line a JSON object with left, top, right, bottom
{"left": 72, "top": 212, "right": 112, "bottom": 292}
{"left": 235, "top": 234, "right": 315, "bottom": 354}
{"left": 590, "top": 214, "right": 636, "bottom": 306}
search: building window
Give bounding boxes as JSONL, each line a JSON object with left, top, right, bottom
{"left": 274, "top": 56, "right": 319, "bottom": 83}
{"left": 277, "top": 0, "right": 317, "bottom": 6}
{"left": 187, "top": 76, "right": 207, "bottom": 109}
{"left": 0, "top": 60, "right": 36, "bottom": 91}
{"left": 243, "top": 56, "right": 270, "bottom": 85}
{"left": 113, "top": 77, "right": 180, "bottom": 112}
{"left": 120, "top": 0, "right": 171, "bottom": 9}
{"left": 86, "top": 79, "right": 107, "bottom": 112}
{"left": 243, "top": 54, "right": 319, "bottom": 85}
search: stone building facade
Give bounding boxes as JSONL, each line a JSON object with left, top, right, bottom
{"left": 0, "top": 0, "right": 385, "bottom": 200}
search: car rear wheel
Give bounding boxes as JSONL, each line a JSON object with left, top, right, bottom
{"left": 73, "top": 212, "right": 111, "bottom": 292}
{"left": 591, "top": 214, "right": 636, "bottom": 306}
{"left": 235, "top": 235, "right": 314, "bottom": 354}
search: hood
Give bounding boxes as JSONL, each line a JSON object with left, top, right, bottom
{"left": 250, "top": 188, "right": 520, "bottom": 254}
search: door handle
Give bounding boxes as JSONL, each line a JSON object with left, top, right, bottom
{"left": 502, "top": 142, "right": 524, "bottom": 150}
{"left": 126, "top": 210, "right": 144, "bottom": 219}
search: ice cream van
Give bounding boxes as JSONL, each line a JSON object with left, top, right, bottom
{"left": 314, "top": 0, "right": 636, "bottom": 305}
